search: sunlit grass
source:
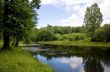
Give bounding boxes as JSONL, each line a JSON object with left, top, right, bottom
{"left": 0, "top": 40, "right": 53, "bottom": 72}
{"left": 38, "top": 41, "right": 110, "bottom": 47}
{"left": 0, "top": 48, "right": 54, "bottom": 72}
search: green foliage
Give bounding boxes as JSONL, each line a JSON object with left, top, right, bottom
{"left": 36, "top": 29, "right": 56, "bottom": 41}
{"left": 0, "top": 0, "right": 36, "bottom": 33}
{"left": 84, "top": 3, "right": 103, "bottom": 33}
{"left": 0, "top": 0, "right": 40, "bottom": 48}
{"left": 54, "top": 34, "right": 63, "bottom": 40}
{"left": 103, "top": 24, "right": 110, "bottom": 42}
{"left": 40, "top": 25, "right": 84, "bottom": 34}
{"left": 91, "top": 24, "right": 110, "bottom": 42}
{"left": 91, "top": 28, "right": 106, "bottom": 42}
{"left": 55, "top": 33, "right": 87, "bottom": 41}
{"left": 0, "top": 48, "right": 53, "bottom": 72}
{"left": 23, "top": 28, "right": 38, "bottom": 44}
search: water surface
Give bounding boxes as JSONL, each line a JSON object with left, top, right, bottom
{"left": 32, "top": 45, "right": 110, "bottom": 72}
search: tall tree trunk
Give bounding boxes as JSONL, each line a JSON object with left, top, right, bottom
{"left": 2, "top": 0, "right": 10, "bottom": 49}
{"left": 3, "top": 31, "right": 10, "bottom": 49}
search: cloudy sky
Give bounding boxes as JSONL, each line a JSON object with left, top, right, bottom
{"left": 37, "top": 0, "right": 110, "bottom": 28}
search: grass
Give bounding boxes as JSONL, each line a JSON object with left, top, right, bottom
{"left": 0, "top": 40, "right": 3, "bottom": 48}
{"left": 0, "top": 47, "right": 53, "bottom": 72}
{"left": 38, "top": 41, "right": 110, "bottom": 47}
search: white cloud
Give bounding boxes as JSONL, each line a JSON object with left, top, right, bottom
{"left": 61, "top": 57, "right": 83, "bottom": 69}
{"left": 40, "top": 0, "right": 110, "bottom": 26}
{"left": 41, "top": 0, "right": 58, "bottom": 5}
{"left": 60, "top": 14, "right": 83, "bottom": 26}
{"left": 100, "top": 0, "right": 110, "bottom": 18}
{"left": 102, "top": 18, "right": 110, "bottom": 26}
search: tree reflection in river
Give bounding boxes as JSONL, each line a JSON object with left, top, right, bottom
{"left": 33, "top": 45, "right": 110, "bottom": 72}
{"left": 83, "top": 48, "right": 104, "bottom": 72}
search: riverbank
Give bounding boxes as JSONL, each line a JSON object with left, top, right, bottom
{"left": 0, "top": 47, "right": 53, "bottom": 72}
{"left": 38, "top": 41, "right": 110, "bottom": 48}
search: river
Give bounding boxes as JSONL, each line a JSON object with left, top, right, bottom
{"left": 25, "top": 44, "right": 110, "bottom": 72}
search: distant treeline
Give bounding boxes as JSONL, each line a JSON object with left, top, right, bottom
{"left": 36, "top": 24, "right": 110, "bottom": 42}
{"left": 36, "top": 25, "right": 86, "bottom": 41}
{"left": 39, "top": 25, "right": 85, "bottom": 34}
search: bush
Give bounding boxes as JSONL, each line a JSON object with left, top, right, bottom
{"left": 36, "top": 30, "right": 56, "bottom": 41}
{"left": 91, "top": 24, "right": 110, "bottom": 42}
{"left": 103, "top": 24, "right": 110, "bottom": 42}
{"left": 55, "top": 33, "right": 86, "bottom": 41}
{"left": 55, "top": 34, "right": 63, "bottom": 40}
{"left": 91, "top": 28, "right": 106, "bottom": 42}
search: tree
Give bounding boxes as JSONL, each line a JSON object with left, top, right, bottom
{"left": 84, "top": 3, "right": 103, "bottom": 33}
{"left": 0, "top": 0, "right": 40, "bottom": 49}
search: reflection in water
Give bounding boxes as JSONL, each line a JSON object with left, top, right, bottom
{"left": 33, "top": 45, "right": 110, "bottom": 72}
{"left": 37, "top": 55, "right": 84, "bottom": 72}
{"left": 102, "top": 62, "right": 110, "bottom": 72}
{"left": 84, "top": 56, "right": 104, "bottom": 72}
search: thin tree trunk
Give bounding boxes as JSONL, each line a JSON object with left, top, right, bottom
{"left": 15, "top": 35, "right": 19, "bottom": 47}
{"left": 15, "top": 40, "right": 19, "bottom": 47}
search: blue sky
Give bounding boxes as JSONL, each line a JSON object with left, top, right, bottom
{"left": 37, "top": 5, "right": 71, "bottom": 27}
{"left": 37, "top": 0, "right": 110, "bottom": 28}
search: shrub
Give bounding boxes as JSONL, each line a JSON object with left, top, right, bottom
{"left": 91, "top": 28, "right": 106, "bottom": 42}
{"left": 55, "top": 34, "right": 63, "bottom": 40}
{"left": 36, "top": 30, "right": 56, "bottom": 41}
{"left": 103, "top": 24, "right": 110, "bottom": 42}
{"left": 91, "top": 24, "right": 110, "bottom": 42}
{"left": 55, "top": 33, "right": 86, "bottom": 41}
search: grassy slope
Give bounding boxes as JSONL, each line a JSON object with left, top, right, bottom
{"left": 38, "top": 41, "right": 110, "bottom": 47}
{"left": 0, "top": 48, "right": 53, "bottom": 72}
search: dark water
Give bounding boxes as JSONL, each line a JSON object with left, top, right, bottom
{"left": 32, "top": 45, "right": 110, "bottom": 72}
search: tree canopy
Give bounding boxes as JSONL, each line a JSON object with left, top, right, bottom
{"left": 0, "top": 0, "right": 40, "bottom": 49}
{"left": 84, "top": 3, "right": 103, "bottom": 32}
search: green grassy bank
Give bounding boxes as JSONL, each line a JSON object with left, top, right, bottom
{"left": 38, "top": 41, "right": 110, "bottom": 47}
{"left": 0, "top": 48, "right": 53, "bottom": 72}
